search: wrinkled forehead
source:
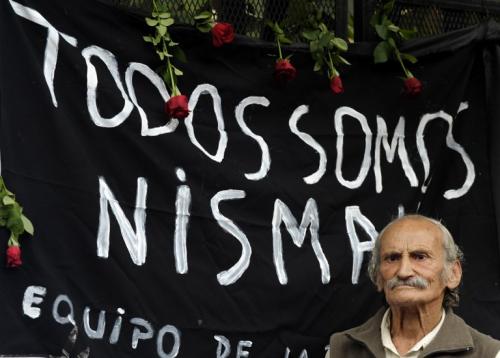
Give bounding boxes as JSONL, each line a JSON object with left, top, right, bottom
{"left": 379, "top": 217, "right": 444, "bottom": 252}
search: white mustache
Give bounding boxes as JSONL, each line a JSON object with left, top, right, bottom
{"left": 386, "top": 276, "right": 429, "bottom": 290}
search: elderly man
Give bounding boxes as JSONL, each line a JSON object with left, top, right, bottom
{"left": 326, "top": 214, "right": 500, "bottom": 357}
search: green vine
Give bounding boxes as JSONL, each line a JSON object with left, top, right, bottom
{"left": 371, "top": 0, "right": 418, "bottom": 78}
{"left": 143, "top": 0, "right": 186, "bottom": 96}
{"left": 0, "top": 177, "right": 33, "bottom": 248}
{"left": 300, "top": 17, "right": 349, "bottom": 94}
{"left": 193, "top": 9, "right": 215, "bottom": 33}
{"left": 266, "top": 21, "right": 293, "bottom": 61}
{"left": 302, "top": 20, "right": 349, "bottom": 80}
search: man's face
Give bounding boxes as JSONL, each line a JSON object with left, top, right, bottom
{"left": 377, "top": 218, "right": 459, "bottom": 308}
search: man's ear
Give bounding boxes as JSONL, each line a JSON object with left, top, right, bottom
{"left": 446, "top": 260, "right": 462, "bottom": 290}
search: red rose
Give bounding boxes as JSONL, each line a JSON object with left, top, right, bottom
{"left": 274, "top": 59, "right": 297, "bottom": 84}
{"left": 211, "top": 22, "right": 235, "bottom": 47}
{"left": 6, "top": 245, "right": 22, "bottom": 268}
{"left": 330, "top": 75, "right": 344, "bottom": 94}
{"left": 164, "top": 95, "right": 190, "bottom": 120}
{"left": 403, "top": 76, "right": 422, "bottom": 96}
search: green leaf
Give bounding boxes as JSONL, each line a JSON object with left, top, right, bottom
{"left": 7, "top": 213, "right": 24, "bottom": 236}
{"left": 318, "top": 32, "right": 332, "bottom": 47}
{"left": 387, "top": 37, "right": 396, "bottom": 48}
{"left": 196, "top": 23, "right": 212, "bottom": 33}
{"left": 302, "top": 30, "right": 318, "bottom": 41}
{"left": 388, "top": 24, "right": 400, "bottom": 32}
{"left": 375, "top": 24, "right": 388, "bottom": 40}
{"left": 146, "top": 18, "right": 158, "bottom": 27}
{"left": 313, "top": 61, "right": 322, "bottom": 72}
{"left": 383, "top": 0, "right": 395, "bottom": 14}
{"left": 158, "top": 12, "right": 171, "bottom": 19}
{"left": 194, "top": 11, "right": 212, "bottom": 20}
{"left": 143, "top": 35, "right": 153, "bottom": 43}
{"left": 267, "top": 21, "right": 283, "bottom": 35}
{"left": 21, "top": 215, "right": 34, "bottom": 235}
{"left": 337, "top": 55, "right": 351, "bottom": 66}
{"left": 274, "top": 23, "right": 284, "bottom": 35}
{"left": 157, "top": 24, "right": 167, "bottom": 36}
{"left": 312, "top": 51, "right": 323, "bottom": 63}
{"left": 173, "top": 67, "right": 183, "bottom": 76}
{"left": 279, "top": 35, "right": 292, "bottom": 45}
{"left": 382, "top": 16, "right": 392, "bottom": 26}
{"left": 332, "top": 37, "right": 348, "bottom": 51}
{"left": 309, "top": 40, "right": 319, "bottom": 54}
{"left": 399, "top": 28, "right": 417, "bottom": 40}
{"left": 401, "top": 53, "right": 418, "bottom": 64}
{"left": 160, "top": 18, "right": 174, "bottom": 27}
{"left": 2, "top": 196, "right": 15, "bottom": 205}
{"left": 373, "top": 41, "right": 391, "bottom": 63}
{"left": 157, "top": 50, "right": 165, "bottom": 60}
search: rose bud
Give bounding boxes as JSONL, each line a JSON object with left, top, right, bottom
{"left": 211, "top": 22, "right": 235, "bottom": 47}
{"left": 164, "top": 95, "right": 190, "bottom": 120}
{"left": 403, "top": 76, "right": 422, "bottom": 96}
{"left": 6, "top": 245, "right": 22, "bottom": 268}
{"left": 330, "top": 75, "right": 344, "bottom": 94}
{"left": 274, "top": 58, "right": 297, "bottom": 84}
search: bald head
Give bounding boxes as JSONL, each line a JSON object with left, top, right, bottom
{"left": 368, "top": 215, "right": 464, "bottom": 309}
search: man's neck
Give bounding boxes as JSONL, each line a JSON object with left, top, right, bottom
{"left": 389, "top": 301, "right": 444, "bottom": 355}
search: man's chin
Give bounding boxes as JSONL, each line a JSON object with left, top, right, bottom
{"left": 386, "top": 291, "right": 423, "bottom": 306}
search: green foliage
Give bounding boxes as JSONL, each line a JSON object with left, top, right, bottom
{"left": 194, "top": 10, "right": 214, "bottom": 33}
{"left": 0, "top": 177, "right": 33, "bottom": 246}
{"left": 301, "top": 19, "right": 349, "bottom": 79}
{"left": 266, "top": 21, "right": 293, "bottom": 60}
{"left": 278, "top": 1, "right": 336, "bottom": 43}
{"left": 371, "top": 0, "right": 417, "bottom": 77}
{"left": 144, "top": 0, "right": 185, "bottom": 95}
{"left": 266, "top": 21, "right": 292, "bottom": 45}
{"left": 374, "top": 41, "right": 391, "bottom": 63}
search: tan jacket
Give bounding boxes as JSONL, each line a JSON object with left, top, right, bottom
{"left": 328, "top": 308, "right": 500, "bottom": 357}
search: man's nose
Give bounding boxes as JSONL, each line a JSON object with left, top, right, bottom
{"left": 396, "top": 255, "right": 414, "bottom": 279}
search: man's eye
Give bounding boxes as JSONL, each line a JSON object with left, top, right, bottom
{"left": 412, "top": 253, "right": 427, "bottom": 260}
{"left": 385, "top": 254, "right": 399, "bottom": 262}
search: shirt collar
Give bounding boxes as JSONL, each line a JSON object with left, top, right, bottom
{"left": 380, "top": 308, "right": 446, "bottom": 356}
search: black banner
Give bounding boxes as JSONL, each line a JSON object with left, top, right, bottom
{"left": 1, "top": 1, "right": 500, "bottom": 357}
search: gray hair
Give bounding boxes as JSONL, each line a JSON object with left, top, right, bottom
{"left": 367, "top": 214, "right": 464, "bottom": 309}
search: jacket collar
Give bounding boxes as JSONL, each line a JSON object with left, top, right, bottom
{"left": 345, "top": 308, "right": 386, "bottom": 356}
{"left": 344, "top": 308, "right": 474, "bottom": 357}
{"left": 420, "top": 309, "right": 474, "bottom": 356}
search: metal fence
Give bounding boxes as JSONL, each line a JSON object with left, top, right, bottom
{"left": 102, "top": 0, "right": 344, "bottom": 41}
{"left": 212, "top": 0, "right": 342, "bottom": 41}
{"left": 100, "top": 0, "right": 500, "bottom": 42}
{"left": 356, "top": 0, "right": 500, "bottom": 41}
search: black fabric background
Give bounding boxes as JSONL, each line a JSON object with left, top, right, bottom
{"left": 1, "top": 1, "right": 500, "bottom": 357}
